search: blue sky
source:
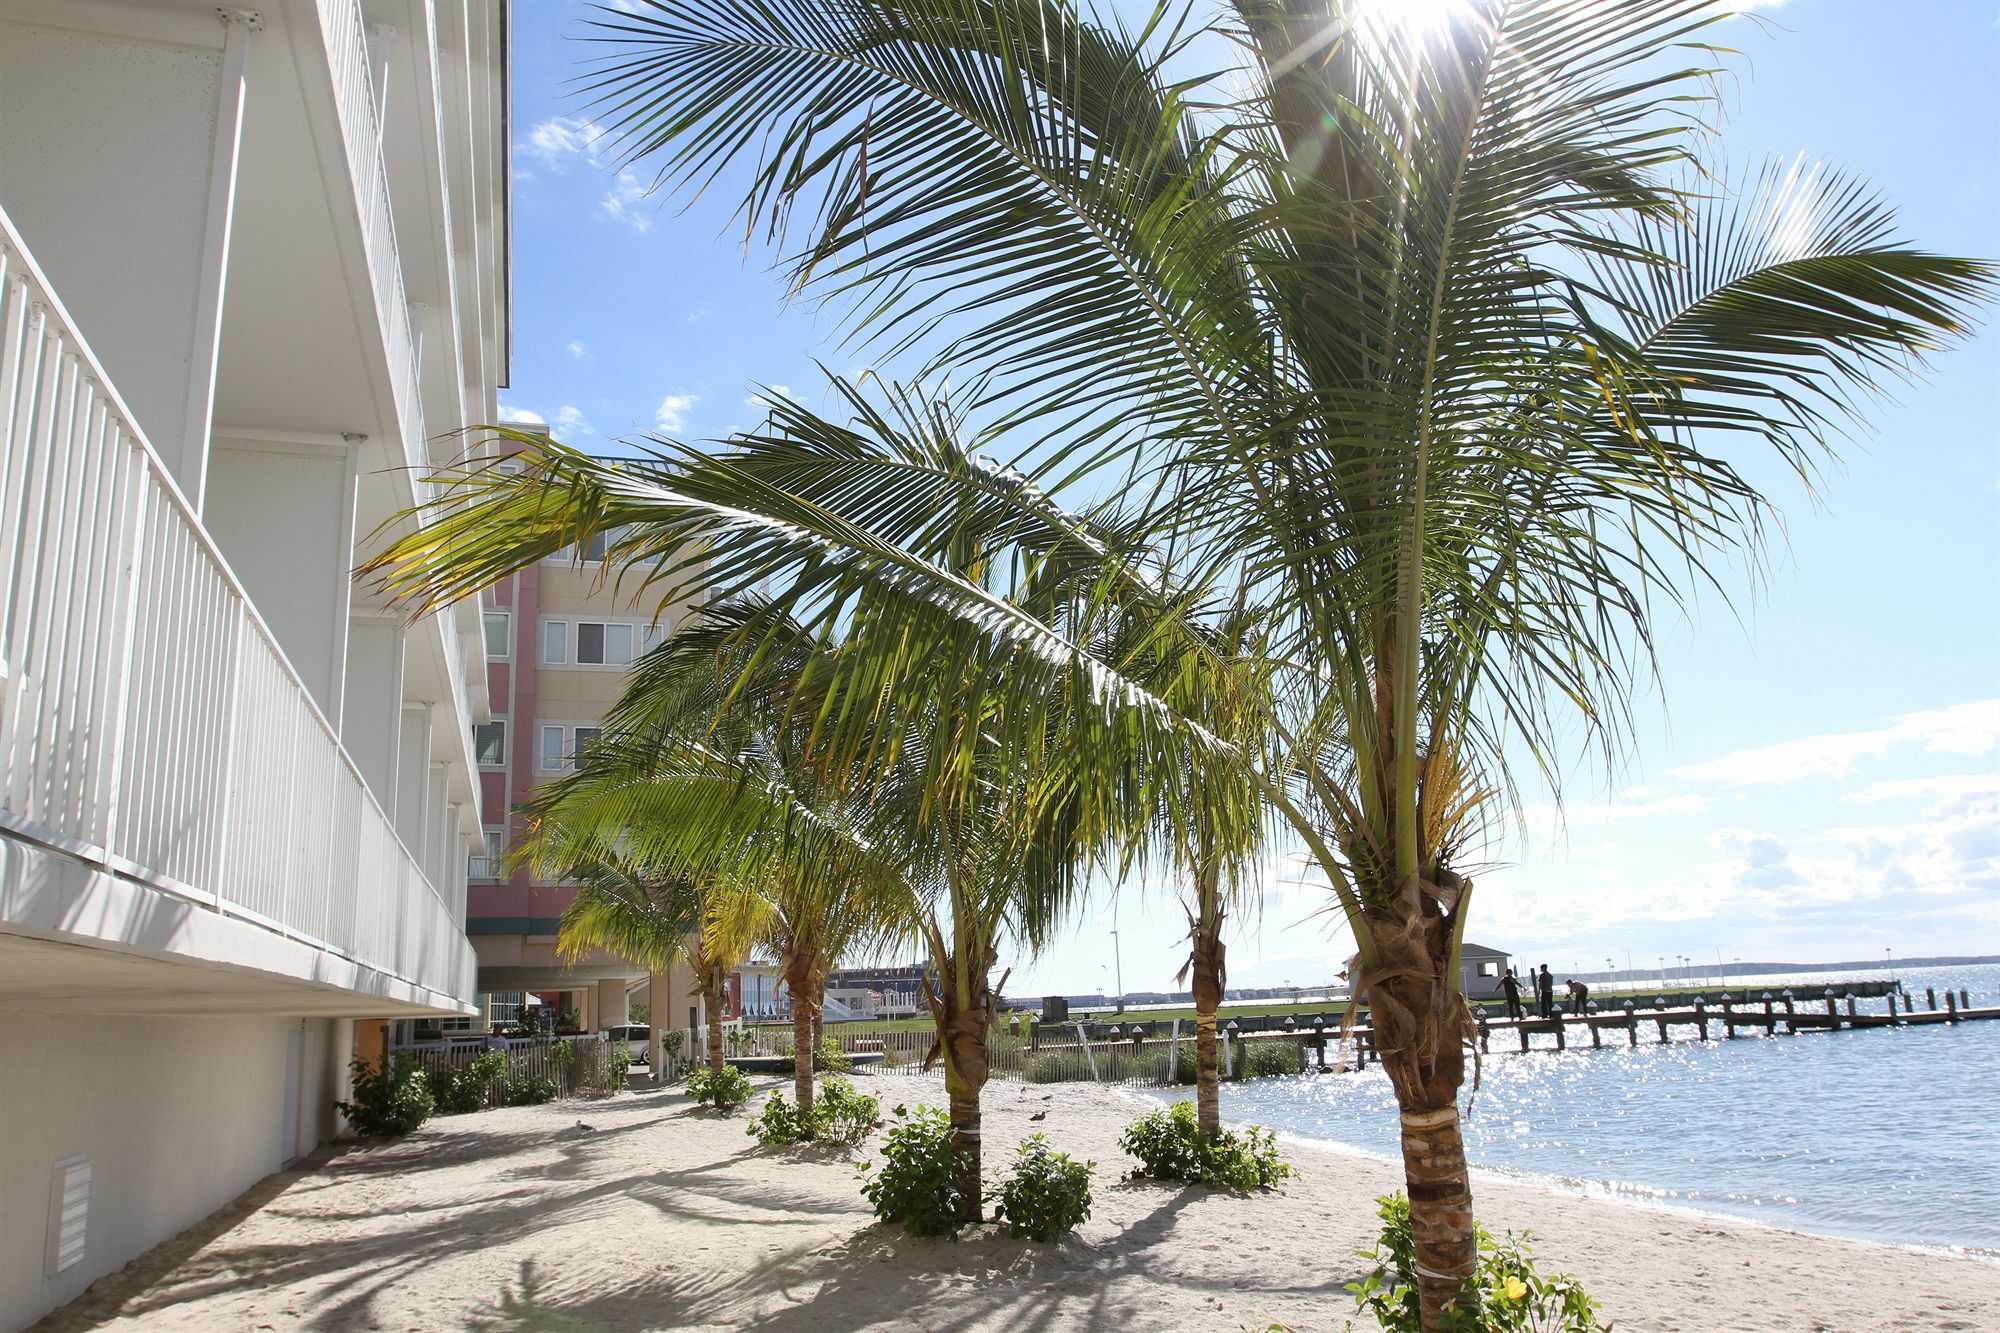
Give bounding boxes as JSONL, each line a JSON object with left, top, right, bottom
{"left": 502, "top": 2, "right": 1999, "bottom": 994}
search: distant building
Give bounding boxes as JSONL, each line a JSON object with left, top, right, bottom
{"left": 1458, "top": 942, "right": 1512, "bottom": 998}
{"left": 468, "top": 443, "right": 705, "bottom": 1038}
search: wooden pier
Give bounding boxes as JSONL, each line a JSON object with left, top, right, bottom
{"left": 1323, "top": 986, "right": 1997, "bottom": 1070}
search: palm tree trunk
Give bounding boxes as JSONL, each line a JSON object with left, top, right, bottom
{"left": 703, "top": 959, "right": 727, "bottom": 1077}
{"left": 784, "top": 951, "right": 817, "bottom": 1120}
{"left": 1365, "top": 904, "right": 1475, "bottom": 1331}
{"left": 926, "top": 939, "right": 994, "bottom": 1225}
{"left": 1189, "top": 892, "right": 1226, "bottom": 1138}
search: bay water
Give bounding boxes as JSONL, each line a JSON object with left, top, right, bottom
{"left": 1153, "top": 964, "right": 2000, "bottom": 1254}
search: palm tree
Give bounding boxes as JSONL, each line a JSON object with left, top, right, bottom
{"left": 525, "top": 604, "right": 916, "bottom": 1121}
{"left": 367, "top": 4, "right": 1987, "bottom": 1317}
{"left": 548, "top": 3, "right": 1987, "bottom": 1321}
{"left": 532, "top": 849, "right": 736, "bottom": 1076}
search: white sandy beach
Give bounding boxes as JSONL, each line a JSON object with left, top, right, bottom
{"left": 32, "top": 1073, "right": 1997, "bottom": 1333}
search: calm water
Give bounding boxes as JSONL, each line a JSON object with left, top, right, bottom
{"left": 1154, "top": 964, "right": 2000, "bottom": 1254}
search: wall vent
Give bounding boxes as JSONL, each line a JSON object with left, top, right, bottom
{"left": 46, "top": 1155, "right": 90, "bottom": 1277}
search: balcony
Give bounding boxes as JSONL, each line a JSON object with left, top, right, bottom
{"left": 0, "top": 203, "right": 475, "bottom": 1011}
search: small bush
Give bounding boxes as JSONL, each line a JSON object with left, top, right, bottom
{"left": 1120, "top": 1100, "right": 1293, "bottom": 1192}
{"left": 1348, "top": 1194, "right": 1609, "bottom": 1332}
{"left": 506, "top": 1073, "right": 559, "bottom": 1106}
{"left": 1244, "top": 1039, "right": 1302, "bottom": 1078}
{"left": 1024, "top": 1052, "right": 1074, "bottom": 1083}
{"left": 594, "top": 1041, "right": 633, "bottom": 1092}
{"left": 815, "top": 1033, "right": 853, "bottom": 1072}
{"left": 338, "top": 1054, "right": 434, "bottom": 1136}
{"left": 749, "top": 1075, "right": 880, "bottom": 1146}
{"left": 434, "top": 1050, "right": 510, "bottom": 1115}
{"left": 687, "top": 1065, "right": 753, "bottom": 1111}
{"left": 992, "top": 1134, "right": 1094, "bottom": 1241}
{"left": 858, "top": 1104, "right": 971, "bottom": 1236}
{"left": 1171, "top": 1043, "right": 1199, "bottom": 1085}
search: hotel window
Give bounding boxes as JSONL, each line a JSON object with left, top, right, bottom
{"left": 483, "top": 610, "right": 511, "bottom": 659}
{"left": 539, "top": 723, "right": 605, "bottom": 772}
{"left": 472, "top": 720, "right": 507, "bottom": 768}
{"left": 575, "top": 621, "right": 634, "bottom": 666}
{"left": 542, "top": 618, "right": 638, "bottom": 667}
{"left": 469, "top": 826, "right": 507, "bottom": 880}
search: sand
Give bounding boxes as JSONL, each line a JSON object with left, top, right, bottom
{"left": 33, "top": 1072, "right": 1998, "bottom": 1333}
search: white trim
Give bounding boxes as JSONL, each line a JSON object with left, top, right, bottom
{"left": 181, "top": 6, "right": 256, "bottom": 512}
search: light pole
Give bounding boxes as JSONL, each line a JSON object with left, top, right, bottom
{"left": 1110, "top": 931, "right": 1124, "bottom": 1013}
{"left": 1658, "top": 955, "right": 1666, "bottom": 986}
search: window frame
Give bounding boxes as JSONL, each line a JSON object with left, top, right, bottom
{"left": 543, "top": 616, "right": 645, "bottom": 669}
{"left": 537, "top": 720, "right": 604, "bottom": 773}
{"left": 482, "top": 609, "right": 512, "bottom": 660}
{"left": 472, "top": 718, "right": 508, "bottom": 769}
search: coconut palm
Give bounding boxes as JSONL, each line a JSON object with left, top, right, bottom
{"left": 523, "top": 604, "right": 917, "bottom": 1120}
{"left": 534, "top": 849, "right": 736, "bottom": 1076}
{"left": 367, "top": 2, "right": 1989, "bottom": 1319}
{"left": 551, "top": 2, "right": 1986, "bottom": 1320}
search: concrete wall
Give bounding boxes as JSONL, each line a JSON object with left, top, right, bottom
{"left": 0, "top": 15, "right": 220, "bottom": 488}
{"left": 0, "top": 1012, "right": 343, "bottom": 1332}
{"left": 204, "top": 440, "right": 360, "bottom": 724}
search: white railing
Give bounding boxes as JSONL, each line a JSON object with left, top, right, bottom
{"left": 318, "top": 0, "right": 425, "bottom": 481}
{"left": 318, "top": 0, "right": 477, "bottom": 776}
{"left": 0, "top": 205, "right": 476, "bottom": 1007}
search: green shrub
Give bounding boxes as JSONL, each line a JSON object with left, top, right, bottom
{"left": 1024, "top": 1052, "right": 1074, "bottom": 1083}
{"left": 1347, "top": 1194, "right": 1609, "bottom": 1332}
{"left": 992, "top": 1134, "right": 1094, "bottom": 1241}
{"left": 661, "top": 1029, "right": 685, "bottom": 1058}
{"left": 748, "top": 1075, "right": 880, "bottom": 1146}
{"left": 594, "top": 1041, "right": 633, "bottom": 1091}
{"left": 338, "top": 1054, "right": 434, "bottom": 1136}
{"left": 858, "top": 1104, "right": 972, "bottom": 1236}
{"left": 687, "top": 1065, "right": 753, "bottom": 1111}
{"left": 1171, "top": 1042, "right": 1198, "bottom": 1085}
{"left": 1244, "top": 1039, "right": 1302, "bottom": 1078}
{"left": 434, "top": 1050, "right": 510, "bottom": 1115}
{"left": 506, "top": 1073, "right": 559, "bottom": 1106}
{"left": 815, "top": 1033, "right": 853, "bottom": 1072}
{"left": 1120, "top": 1100, "right": 1293, "bottom": 1192}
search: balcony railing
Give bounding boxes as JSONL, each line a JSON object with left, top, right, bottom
{"left": 0, "top": 203, "right": 475, "bottom": 1007}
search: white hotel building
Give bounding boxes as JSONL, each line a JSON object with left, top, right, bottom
{"left": 0, "top": 1, "right": 507, "bottom": 1325}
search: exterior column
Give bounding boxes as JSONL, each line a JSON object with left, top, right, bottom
{"left": 596, "top": 978, "right": 629, "bottom": 1030}
{"left": 647, "top": 970, "right": 667, "bottom": 1080}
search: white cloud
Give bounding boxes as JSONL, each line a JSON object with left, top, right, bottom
{"left": 744, "top": 385, "right": 798, "bottom": 407}
{"left": 496, "top": 402, "right": 592, "bottom": 443}
{"left": 567, "top": 340, "right": 587, "bottom": 360}
{"left": 519, "top": 116, "right": 606, "bottom": 171}
{"left": 1517, "top": 790, "right": 1711, "bottom": 852}
{"left": 655, "top": 393, "right": 698, "bottom": 433}
{"left": 1841, "top": 773, "right": 1999, "bottom": 804}
{"left": 1673, "top": 699, "right": 2000, "bottom": 788}
{"left": 600, "top": 169, "right": 656, "bottom": 232}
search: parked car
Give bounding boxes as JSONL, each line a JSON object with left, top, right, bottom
{"left": 606, "top": 1024, "right": 652, "bottom": 1063}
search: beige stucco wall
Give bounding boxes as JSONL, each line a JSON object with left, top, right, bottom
{"left": 0, "top": 1012, "right": 343, "bottom": 1331}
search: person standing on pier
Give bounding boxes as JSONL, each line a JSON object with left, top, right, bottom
{"left": 1501, "top": 967, "right": 1525, "bottom": 1020}
{"left": 1537, "top": 964, "right": 1555, "bottom": 1018}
